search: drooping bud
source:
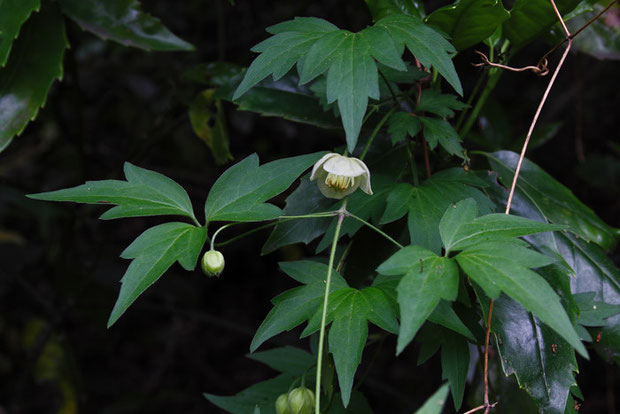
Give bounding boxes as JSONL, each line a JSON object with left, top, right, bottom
{"left": 201, "top": 250, "right": 225, "bottom": 277}
{"left": 275, "top": 393, "right": 291, "bottom": 414}
{"left": 287, "top": 386, "right": 315, "bottom": 414}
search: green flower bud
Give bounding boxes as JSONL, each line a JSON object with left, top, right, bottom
{"left": 275, "top": 393, "right": 291, "bottom": 414}
{"left": 201, "top": 250, "right": 225, "bottom": 277}
{"left": 287, "top": 387, "right": 315, "bottom": 414}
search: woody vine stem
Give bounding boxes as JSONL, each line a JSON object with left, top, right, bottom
{"left": 466, "top": 0, "right": 579, "bottom": 412}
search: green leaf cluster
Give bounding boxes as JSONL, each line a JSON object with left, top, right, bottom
{"left": 233, "top": 15, "right": 462, "bottom": 152}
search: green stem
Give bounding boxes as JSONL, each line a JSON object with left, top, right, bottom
{"left": 315, "top": 201, "right": 348, "bottom": 414}
{"left": 210, "top": 223, "right": 235, "bottom": 250}
{"left": 458, "top": 68, "right": 502, "bottom": 138}
{"left": 360, "top": 107, "right": 396, "bottom": 161}
{"left": 346, "top": 212, "right": 403, "bottom": 249}
{"left": 214, "top": 212, "right": 336, "bottom": 248}
{"left": 191, "top": 216, "right": 202, "bottom": 227}
{"left": 455, "top": 68, "right": 486, "bottom": 131}
{"left": 406, "top": 139, "right": 419, "bottom": 186}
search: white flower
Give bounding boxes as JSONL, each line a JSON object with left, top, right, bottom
{"left": 310, "top": 153, "right": 372, "bottom": 199}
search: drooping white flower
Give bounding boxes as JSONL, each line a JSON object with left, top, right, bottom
{"left": 310, "top": 153, "right": 372, "bottom": 199}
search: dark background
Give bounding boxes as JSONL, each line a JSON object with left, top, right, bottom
{"left": 0, "top": 1, "right": 618, "bottom": 413}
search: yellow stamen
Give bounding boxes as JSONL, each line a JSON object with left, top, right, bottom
{"left": 325, "top": 173, "right": 354, "bottom": 191}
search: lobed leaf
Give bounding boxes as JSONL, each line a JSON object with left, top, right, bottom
{"left": 204, "top": 152, "right": 326, "bottom": 223}
{"left": 59, "top": 0, "right": 194, "bottom": 51}
{"left": 416, "top": 90, "right": 468, "bottom": 118}
{"left": 0, "top": 5, "right": 67, "bottom": 153}
{"left": 108, "top": 222, "right": 206, "bottom": 327}
{"left": 420, "top": 117, "right": 465, "bottom": 158}
{"left": 375, "top": 14, "right": 462, "bottom": 95}
{"left": 387, "top": 112, "right": 421, "bottom": 144}
{"left": 29, "top": 162, "right": 198, "bottom": 222}
{"left": 0, "top": 0, "right": 40, "bottom": 66}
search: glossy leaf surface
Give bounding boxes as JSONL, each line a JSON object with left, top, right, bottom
{"left": 204, "top": 152, "right": 325, "bottom": 223}
{"left": 0, "top": 5, "right": 67, "bottom": 153}
{"left": 503, "top": 0, "right": 581, "bottom": 50}
{"left": 483, "top": 151, "right": 619, "bottom": 250}
{"left": 59, "top": 0, "right": 194, "bottom": 51}
{"left": 29, "top": 162, "right": 198, "bottom": 222}
{"left": 0, "top": 0, "right": 40, "bottom": 66}
{"left": 108, "top": 222, "right": 206, "bottom": 326}
{"left": 426, "top": 0, "right": 510, "bottom": 50}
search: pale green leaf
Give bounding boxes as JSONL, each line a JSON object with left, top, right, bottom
{"left": 108, "top": 222, "right": 206, "bottom": 326}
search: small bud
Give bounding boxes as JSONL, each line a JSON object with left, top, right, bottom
{"left": 201, "top": 250, "right": 225, "bottom": 277}
{"left": 275, "top": 393, "right": 291, "bottom": 414}
{"left": 287, "top": 387, "right": 315, "bottom": 414}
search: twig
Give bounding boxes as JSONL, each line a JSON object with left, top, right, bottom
{"left": 473, "top": 50, "right": 549, "bottom": 76}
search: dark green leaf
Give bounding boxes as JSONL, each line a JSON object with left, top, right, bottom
{"left": 488, "top": 295, "right": 578, "bottom": 414}
{"left": 247, "top": 346, "right": 314, "bottom": 376}
{"left": 365, "top": 0, "right": 426, "bottom": 21}
{"left": 328, "top": 290, "right": 369, "bottom": 406}
{"left": 413, "top": 383, "right": 450, "bottom": 414}
{"left": 108, "top": 223, "right": 206, "bottom": 326}
{"left": 440, "top": 331, "right": 469, "bottom": 410}
{"left": 0, "top": 0, "right": 40, "bottom": 66}
{"left": 59, "top": 0, "right": 194, "bottom": 51}
{"left": 483, "top": 151, "right": 619, "bottom": 250}
{"left": 250, "top": 260, "right": 348, "bottom": 352}
{"left": 426, "top": 0, "right": 510, "bottom": 50}
{"left": 569, "top": 3, "right": 620, "bottom": 60}
{"left": 262, "top": 177, "right": 334, "bottom": 255}
{"left": 29, "top": 162, "right": 198, "bottom": 222}
{"left": 375, "top": 14, "right": 462, "bottom": 95}
{"left": 0, "top": 5, "right": 67, "bottom": 152}
{"left": 416, "top": 90, "right": 468, "bottom": 117}
{"left": 456, "top": 242, "right": 587, "bottom": 356}
{"left": 204, "top": 152, "right": 325, "bottom": 223}
{"left": 380, "top": 171, "right": 494, "bottom": 254}
{"left": 387, "top": 112, "right": 420, "bottom": 144}
{"left": 420, "top": 117, "right": 465, "bottom": 158}
{"left": 503, "top": 0, "right": 582, "bottom": 50}
{"left": 573, "top": 292, "right": 620, "bottom": 328}
{"left": 429, "top": 300, "right": 476, "bottom": 341}
{"left": 205, "top": 373, "right": 294, "bottom": 414}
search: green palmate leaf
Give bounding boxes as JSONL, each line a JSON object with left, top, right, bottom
{"left": 188, "top": 89, "right": 233, "bottom": 165}
{"left": 250, "top": 261, "right": 348, "bottom": 352}
{"left": 262, "top": 177, "right": 334, "bottom": 255}
{"left": 425, "top": 0, "right": 510, "bottom": 50}
{"left": 419, "top": 117, "right": 465, "bottom": 158}
{"left": 0, "top": 5, "right": 67, "bottom": 153}
{"left": 29, "top": 162, "right": 198, "bottom": 223}
{"left": 0, "top": 0, "right": 40, "bottom": 66}
{"left": 233, "top": 17, "right": 338, "bottom": 99}
{"left": 364, "top": 0, "right": 426, "bottom": 21}
{"left": 108, "top": 222, "right": 206, "bottom": 327}
{"left": 375, "top": 14, "right": 462, "bottom": 95}
{"left": 483, "top": 151, "right": 619, "bottom": 250}
{"left": 246, "top": 346, "right": 315, "bottom": 376}
{"left": 503, "top": 0, "right": 582, "bottom": 50}
{"left": 59, "top": 0, "right": 194, "bottom": 51}
{"left": 387, "top": 112, "right": 421, "bottom": 144}
{"left": 413, "top": 383, "right": 450, "bottom": 414}
{"left": 456, "top": 241, "right": 587, "bottom": 357}
{"left": 416, "top": 90, "right": 468, "bottom": 118}
{"left": 482, "top": 294, "right": 578, "bottom": 414}
{"left": 377, "top": 246, "right": 459, "bottom": 354}
{"left": 380, "top": 168, "right": 494, "bottom": 254}
{"left": 204, "top": 152, "right": 326, "bottom": 223}
{"left": 440, "top": 331, "right": 469, "bottom": 410}
{"left": 439, "top": 199, "right": 564, "bottom": 253}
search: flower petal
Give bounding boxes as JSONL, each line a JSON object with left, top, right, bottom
{"left": 322, "top": 154, "right": 366, "bottom": 177}
{"left": 310, "top": 153, "right": 339, "bottom": 181}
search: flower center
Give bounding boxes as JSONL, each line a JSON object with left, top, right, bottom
{"left": 325, "top": 173, "right": 355, "bottom": 191}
